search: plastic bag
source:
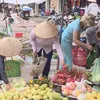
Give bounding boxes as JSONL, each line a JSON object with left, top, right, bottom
{"left": 30, "top": 56, "right": 47, "bottom": 76}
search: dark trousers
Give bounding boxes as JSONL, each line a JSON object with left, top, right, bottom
{"left": 0, "top": 55, "right": 9, "bottom": 84}
{"left": 37, "top": 49, "right": 53, "bottom": 77}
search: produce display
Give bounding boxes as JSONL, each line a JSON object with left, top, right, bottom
{"left": 0, "top": 83, "right": 68, "bottom": 100}
{"left": 61, "top": 79, "right": 92, "bottom": 97}
{"left": 0, "top": 57, "right": 99, "bottom": 100}
{"left": 11, "top": 78, "right": 27, "bottom": 89}
{"left": 28, "top": 77, "right": 52, "bottom": 87}
{"left": 77, "top": 90, "right": 100, "bottom": 100}
{"left": 51, "top": 66, "right": 88, "bottom": 85}
{"left": 0, "top": 78, "right": 29, "bottom": 93}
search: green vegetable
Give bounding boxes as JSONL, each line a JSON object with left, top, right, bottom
{"left": 87, "top": 50, "right": 97, "bottom": 69}
{"left": 92, "top": 58, "right": 100, "bottom": 82}
{"left": 52, "top": 53, "right": 58, "bottom": 59}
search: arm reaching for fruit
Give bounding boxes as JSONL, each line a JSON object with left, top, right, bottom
{"left": 0, "top": 56, "right": 12, "bottom": 91}
{"left": 30, "top": 30, "right": 37, "bottom": 54}
{"left": 6, "top": 83, "right": 12, "bottom": 91}
{"left": 53, "top": 36, "right": 65, "bottom": 66}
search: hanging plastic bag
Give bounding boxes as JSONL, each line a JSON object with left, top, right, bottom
{"left": 91, "top": 58, "right": 100, "bottom": 83}
{"left": 30, "top": 55, "right": 47, "bottom": 77}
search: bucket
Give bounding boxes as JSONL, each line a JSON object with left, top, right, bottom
{"left": 72, "top": 46, "right": 87, "bottom": 67}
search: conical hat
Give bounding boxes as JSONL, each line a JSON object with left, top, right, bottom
{"left": 0, "top": 37, "right": 22, "bottom": 57}
{"left": 87, "top": 0, "right": 96, "bottom": 2}
{"left": 34, "top": 21, "right": 58, "bottom": 38}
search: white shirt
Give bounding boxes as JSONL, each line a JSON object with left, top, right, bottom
{"left": 85, "top": 3, "right": 100, "bottom": 16}
{"left": 30, "top": 30, "right": 64, "bottom": 60}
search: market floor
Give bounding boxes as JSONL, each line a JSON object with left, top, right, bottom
{"left": 8, "top": 59, "right": 58, "bottom": 83}
{"left": 8, "top": 58, "right": 87, "bottom": 83}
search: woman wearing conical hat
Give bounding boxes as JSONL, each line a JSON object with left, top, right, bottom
{"left": 0, "top": 37, "right": 22, "bottom": 90}
{"left": 30, "top": 21, "right": 65, "bottom": 78}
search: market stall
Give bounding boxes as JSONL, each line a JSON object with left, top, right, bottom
{"left": 0, "top": 0, "right": 100, "bottom": 100}
{"left": 0, "top": 58, "right": 100, "bottom": 100}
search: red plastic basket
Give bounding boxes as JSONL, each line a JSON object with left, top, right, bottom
{"left": 15, "top": 32, "right": 23, "bottom": 38}
{"left": 72, "top": 46, "right": 87, "bottom": 67}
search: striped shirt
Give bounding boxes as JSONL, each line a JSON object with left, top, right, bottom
{"left": 30, "top": 30, "right": 64, "bottom": 60}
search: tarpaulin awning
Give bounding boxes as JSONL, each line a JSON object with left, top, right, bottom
{"left": 0, "top": 0, "right": 46, "bottom": 4}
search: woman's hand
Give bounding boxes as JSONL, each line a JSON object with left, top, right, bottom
{"left": 60, "top": 60, "right": 66, "bottom": 66}
{"left": 6, "top": 83, "right": 12, "bottom": 91}
{"left": 86, "top": 44, "right": 94, "bottom": 51}
{"left": 33, "top": 51, "right": 37, "bottom": 56}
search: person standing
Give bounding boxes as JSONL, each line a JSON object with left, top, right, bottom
{"left": 85, "top": 25, "right": 100, "bottom": 57}
{"left": 85, "top": 0, "right": 99, "bottom": 16}
{"left": 61, "top": 14, "right": 95, "bottom": 69}
{"left": 30, "top": 21, "right": 65, "bottom": 78}
{"left": 0, "top": 37, "right": 22, "bottom": 90}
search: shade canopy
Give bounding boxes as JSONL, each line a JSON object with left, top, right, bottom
{"left": 0, "top": 0, "right": 46, "bottom": 4}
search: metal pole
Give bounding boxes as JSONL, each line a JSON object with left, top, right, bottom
{"left": 3, "top": 0, "right": 8, "bottom": 34}
{"left": 60, "top": 0, "right": 65, "bottom": 43}
{"left": 56, "top": 0, "right": 65, "bottom": 70}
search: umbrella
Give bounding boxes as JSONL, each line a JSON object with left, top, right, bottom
{"left": 0, "top": 0, "right": 46, "bottom": 4}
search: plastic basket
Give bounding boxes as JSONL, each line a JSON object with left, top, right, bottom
{"left": 5, "top": 60, "right": 21, "bottom": 78}
{"left": 15, "top": 32, "right": 23, "bottom": 38}
{"left": 72, "top": 46, "right": 87, "bottom": 67}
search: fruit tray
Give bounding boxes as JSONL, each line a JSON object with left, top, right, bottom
{"left": 87, "top": 80, "right": 100, "bottom": 87}
{"left": 68, "top": 96, "right": 77, "bottom": 100}
{"left": 52, "top": 83, "right": 77, "bottom": 100}
{"left": 52, "top": 82, "right": 62, "bottom": 92}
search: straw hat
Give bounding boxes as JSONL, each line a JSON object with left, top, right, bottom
{"left": 0, "top": 37, "right": 22, "bottom": 57}
{"left": 80, "top": 14, "right": 95, "bottom": 28}
{"left": 34, "top": 21, "right": 58, "bottom": 38}
{"left": 96, "top": 27, "right": 100, "bottom": 40}
{"left": 87, "top": 0, "right": 96, "bottom": 2}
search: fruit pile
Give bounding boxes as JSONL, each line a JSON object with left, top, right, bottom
{"left": 61, "top": 80, "right": 92, "bottom": 97}
{"left": 11, "top": 78, "right": 27, "bottom": 89}
{"left": 0, "top": 78, "right": 28, "bottom": 92}
{"left": 62, "top": 82, "right": 76, "bottom": 96}
{"left": 77, "top": 90, "right": 100, "bottom": 100}
{"left": 28, "top": 77, "right": 52, "bottom": 87}
{"left": 51, "top": 66, "right": 88, "bottom": 85}
{"left": 0, "top": 84, "right": 68, "bottom": 100}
